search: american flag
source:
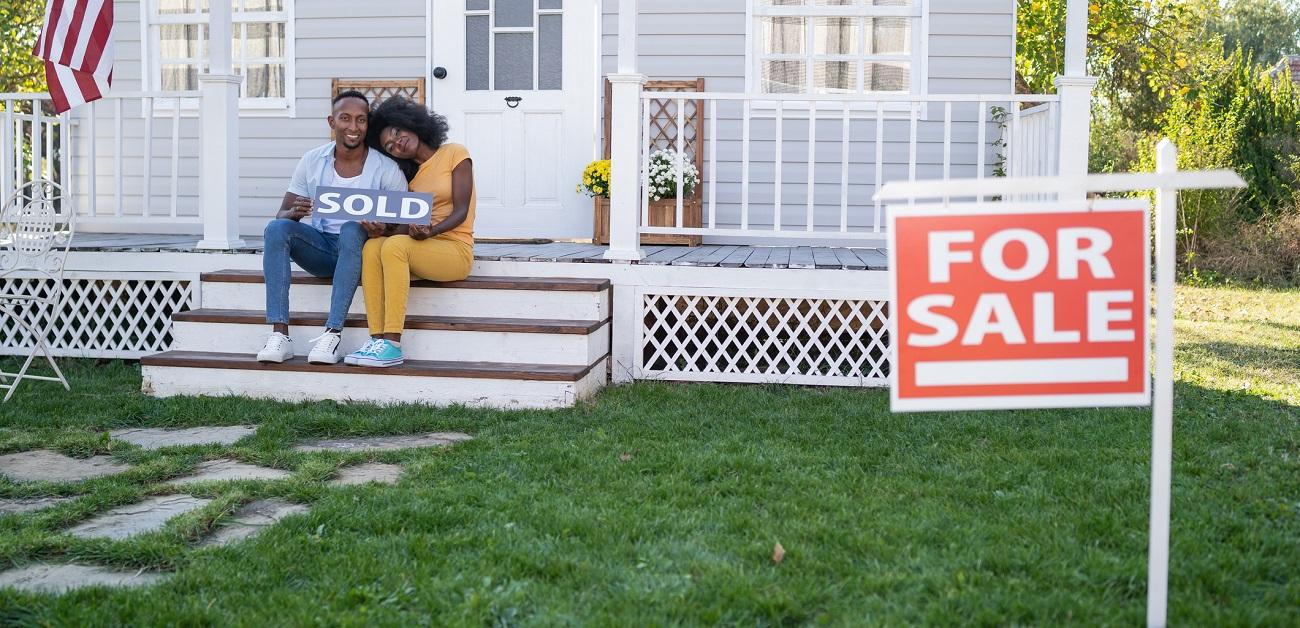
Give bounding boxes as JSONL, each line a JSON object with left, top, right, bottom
{"left": 32, "top": 0, "right": 115, "bottom": 114}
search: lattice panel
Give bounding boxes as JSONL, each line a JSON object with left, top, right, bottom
{"left": 0, "top": 275, "right": 196, "bottom": 359}
{"left": 640, "top": 293, "right": 891, "bottom": 386}
{"left": 331, "top": 79, "right": 426, "bottom": 106}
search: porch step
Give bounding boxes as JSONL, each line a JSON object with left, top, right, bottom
{"left": 170, "top": 309, "right": 609, "bottom": 366}
{"left": 140, "top": 351, "right": 607, "bottom": 409}
{"left": 199, "top": 270, "right": 610, "bottom": 320}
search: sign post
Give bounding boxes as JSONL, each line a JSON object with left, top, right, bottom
{"left": 878, "top": 139, "right": 1243, "bottom": 628}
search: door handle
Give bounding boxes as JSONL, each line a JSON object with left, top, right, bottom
{"left": 505, "top": 96, "right": 522, "bottom": 108}
{"left": 433, "top": 67, "right": 448, "bottom": 80}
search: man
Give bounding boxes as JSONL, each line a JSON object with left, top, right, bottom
{"left": 256, "top": 90, "right": 408, "bottom": 364}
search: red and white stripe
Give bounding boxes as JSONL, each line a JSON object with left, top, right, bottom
{"left": 32, "top": 0, "right": 114, "bottom": 114}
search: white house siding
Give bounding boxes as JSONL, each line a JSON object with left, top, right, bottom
{"left": 73, "top": 0, "right": 426, "bottom": 234}
{"left": 599, "top": 0, "right": 1017, "bottom": 234}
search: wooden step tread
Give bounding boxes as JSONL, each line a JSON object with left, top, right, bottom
{"left": 173, "top": 309, "right": 609, "bottom": 335}
{"left": 202, "top": 270, "right": 610, "bottom": 292}
{"left": 141, "top": 351, "right": 605, "bottom": 382}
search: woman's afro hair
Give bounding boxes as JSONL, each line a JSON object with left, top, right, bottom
{"left": 366, "top": 96, "right": 451, "bottom": 180}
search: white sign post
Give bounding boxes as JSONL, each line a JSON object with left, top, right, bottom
{"left": 878, "top": 139, "right": 1244, "bottom": 628}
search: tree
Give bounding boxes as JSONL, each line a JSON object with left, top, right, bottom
{"left": 0, "top": 0, "right": 47, "bottom": 93}
{"left": 1017, "top": 0, "right": 1222, "bottom": 132}
{"left": 1209, "top": 0, "right": 1300, "bottom": 64}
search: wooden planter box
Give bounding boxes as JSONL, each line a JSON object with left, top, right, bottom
{"left": 592, "top": 196, "right": 702, "bottom": 246}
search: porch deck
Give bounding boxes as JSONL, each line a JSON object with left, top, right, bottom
{"left": 67, "top": 234, "right": 888, "bottom": 271}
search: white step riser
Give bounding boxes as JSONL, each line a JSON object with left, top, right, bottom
{"left": 171, "top": 321, "right": 608, "bottom": 366}
{"left": 141, "top": 360, "right": 607, "bottom": 410}
{"left": 201, "top": 283, "right": 608, "bottom": 321}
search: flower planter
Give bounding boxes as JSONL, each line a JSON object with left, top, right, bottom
{"left": 592, "top": 196, "right": 702, "bottom": 246}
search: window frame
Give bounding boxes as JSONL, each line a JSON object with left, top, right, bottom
{"left": 745, "top": 0, "right": 929, "bottom": 113}
{"left": 139, "top": 0, "right": 296, "bottom": 117}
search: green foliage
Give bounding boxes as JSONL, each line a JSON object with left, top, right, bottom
{"left": 0, "top": 0, "right": 48, "bottom": 93}
{"left": 1208, "top": 0, "right": 1300, "bottom": 64}
{"left": 1018, "top": 0, "right": 1224, "bottom": 131}
{"left": 1139, "top": 51, "right": 1300, "bottom": 271}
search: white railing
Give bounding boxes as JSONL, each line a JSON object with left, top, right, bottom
{"left": 636, "top": 92, "right": 1059, "bottom": 242}
{"left": 0, "top": 91, "right": 203, "bottom": 228}
{"left": 0, "top": 94, "right": 66, "bottom": 209}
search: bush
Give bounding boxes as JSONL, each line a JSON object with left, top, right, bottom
{"left": 1197, "top": 209, "right": 1300, "bottom": 285}
{"left": 1138, "top": 50, "right": 1300, "bottom": 276}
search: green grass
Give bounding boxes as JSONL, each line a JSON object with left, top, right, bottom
{"left": 0, "top": 284, "right": 1297, "bottom": 626}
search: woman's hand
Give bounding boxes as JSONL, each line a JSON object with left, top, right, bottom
{"left": 408, "top": 224, "right": 433, "bottom": 240}
{"left": 360, "top": 221, "right": 388, "bottom": 238}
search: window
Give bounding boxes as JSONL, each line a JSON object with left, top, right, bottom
{"left": 750, "top": 0, "right": 924, "bottom": 96}
{"left": 144, "top": 0, "right": 294, "bottom": 111}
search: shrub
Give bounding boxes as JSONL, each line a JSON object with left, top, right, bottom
{"left": 1197, "top": 209, "right": 1300, "bottom": 285}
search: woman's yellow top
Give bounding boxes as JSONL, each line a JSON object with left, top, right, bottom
{"left": 410, "top": 142, "right": 475, "bottom": 246}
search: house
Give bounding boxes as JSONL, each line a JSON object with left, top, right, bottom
{"left": 0, "top": 0, "right": 1098, "bottom": 407}
{"left": 1270, "top": 54, "right": 1300, "bottom": 86}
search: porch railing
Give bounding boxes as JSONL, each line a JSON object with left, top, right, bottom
{"left": 636, "top": 92, "right": 1059, "bottom": 243}
{"left": 0, "top": 91, "right": 203, "bottom": 228}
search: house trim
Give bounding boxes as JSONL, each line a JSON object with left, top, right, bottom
{"left": 743, "top": 0, "right": 930, "bottom": 110}
{"left": 137, "top": 0, "right": 297, "bottom": 118}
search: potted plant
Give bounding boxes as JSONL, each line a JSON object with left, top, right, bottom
{"left": 586, "top": 149, "right": 703, "bottom": 246}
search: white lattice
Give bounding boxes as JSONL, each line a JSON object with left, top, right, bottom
{"left": 639, "top": 292, "right": 890, "bottom": 386}
{"left": 0, "top": 272, "right": 196, "bottom": 359}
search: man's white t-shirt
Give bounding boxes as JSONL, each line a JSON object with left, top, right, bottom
{"left": 317, "top": 168, "right": 363, "bottom": 235}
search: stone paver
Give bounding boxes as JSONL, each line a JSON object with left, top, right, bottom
{"left": 329, "top": 463, "right": 404, "bottom": 486}
{"left": 67, "top": 494, "right": 211, "bottom": 540}
{"left": 109, "top": 425, "right": 257, "bottom": 450}
{"left": 0, "top": 564, "right": 168, "bottom": 593}
{"left": 169, "top": 459, "right": 292, "bottom": 485}
{"left": 293, "top": 432, "right": 472, "bottom": 453}
{"left": 0, "top": 450, "right": 130, "bottom": 483}
{"left": 200, "top": 499, "right": 309, "bottom": 547}
{"left": 0, "top": 497, "right": 73, "bottom": 515}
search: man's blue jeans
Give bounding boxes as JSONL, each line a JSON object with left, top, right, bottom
{"left": 262, "top": 219, "right": 367, "bottom": 330}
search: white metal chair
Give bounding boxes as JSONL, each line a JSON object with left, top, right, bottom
{"left": 0, "top": 179, "right": 73, "bottom": 402}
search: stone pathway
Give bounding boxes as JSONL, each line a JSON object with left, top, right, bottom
{"left": 200, "top": 499, "right": 309, "bottom": 548}
{"left": 329, "top": 463, "right": 404, "bottom": 486}
{"left": 67, "top": 494, "right": 211, "bottom": 541}
{"left": 0, "top": 497, "right": 73, "bottom": 515}
{"left": 170, "top": 459, "right": 292, "bottom": 485}
{"left": 110, "top": 426, "right": 257, "bottom": 450}
{"left": 293, "top": 432, "right": 472, "bottom": 453}
{"left": 0, "top": 564, "right": 167, "bottom": 593}
{"left": 0, "top": 450, "right": 131, "bottom": 483}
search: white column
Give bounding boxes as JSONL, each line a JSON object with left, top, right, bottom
{"left": 195, "top": 0, "right": 246, "bottom": 249}
{"left": 603, "top": 0, "right": 644, "bottom": 262}
{"left": 1055, "top": 0, "right": 1097, "bottom": 195}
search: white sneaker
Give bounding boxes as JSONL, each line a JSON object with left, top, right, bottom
{"left": 307, "top": 331, "right": 342, "bottom": 365}
{"left": 256, "top": 332, "right": 294, "bottom": 363}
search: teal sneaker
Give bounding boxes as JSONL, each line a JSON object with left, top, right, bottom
{"left": 343, "top": 338, "right": 382, "bottom": 366}
{"left": 350, "top": 339, "right": 404, "bottom": 368}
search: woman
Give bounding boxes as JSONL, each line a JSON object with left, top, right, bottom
{"left": 344, "top": 97, "right": 476, "bottom": 367}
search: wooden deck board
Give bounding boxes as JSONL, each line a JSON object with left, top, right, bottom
{"left": 66, "top": 235, "right": 890, "bottom": 270}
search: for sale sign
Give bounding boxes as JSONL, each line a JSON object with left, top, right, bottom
{"left": 888, "top": 200, "right": 1151, "bottom": 412}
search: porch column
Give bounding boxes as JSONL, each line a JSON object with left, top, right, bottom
{"left": 1055, "top": 0, "right": 1098, "bottom": 194}
{"left": 195, "top": 0, "right": 246, "bottom": 249}
{"left": 603, "top": 0, "right": 644, "bottom": 262}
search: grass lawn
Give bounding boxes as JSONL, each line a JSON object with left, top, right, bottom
{"left": 0, "top": 284, "right": 1297, "bottom": 626}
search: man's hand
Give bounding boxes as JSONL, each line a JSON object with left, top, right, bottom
{"left": 408, "top": 224, "right": 433, "bottom": 240}
{"left": 284, "top": 195, "right": 313, "bottom": 221}
{"left": 360, "top": 221, "right": 389, "bottom": 238}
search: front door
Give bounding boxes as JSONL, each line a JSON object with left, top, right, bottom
{"left": 431, "top": 0, "right": 597, "bottom": 239}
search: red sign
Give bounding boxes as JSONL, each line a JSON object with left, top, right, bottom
{"left": 888, "top": 201, "right": 1151, "bottom": 411}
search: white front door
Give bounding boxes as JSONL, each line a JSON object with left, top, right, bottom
{"left": 431, "top": 0, "right": 598, "bottom": 239}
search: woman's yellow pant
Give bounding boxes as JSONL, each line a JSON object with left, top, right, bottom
{"left": 361, "top": 234, "right": 473, "bottom": 336}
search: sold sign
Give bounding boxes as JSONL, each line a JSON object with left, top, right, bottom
{"left": 888, "top": 201, "right": 1150, "bottom": 412}
{"left": 312, "top": 186, "right": 434, "bottom": 225}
